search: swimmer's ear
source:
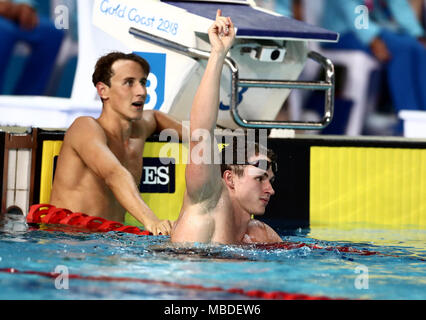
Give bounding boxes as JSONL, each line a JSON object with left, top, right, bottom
{"left": 96, "top": 82, "right": 109, "bottom": 101}
{"left": 223, "top": 170, "right": 234, "bottom": 189}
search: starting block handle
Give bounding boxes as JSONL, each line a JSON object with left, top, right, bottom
{"left": 232, "top": 51, "right": 335, "bottom": 130}
{"left": 129, "top": 27, "right": 334, "bottom": 130}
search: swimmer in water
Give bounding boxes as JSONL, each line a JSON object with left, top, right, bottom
{"left": 50, "top": 52, "right": 183, "bottom": 235}
{"left": 171, "top": 10, "right": 282, "bottom": 244}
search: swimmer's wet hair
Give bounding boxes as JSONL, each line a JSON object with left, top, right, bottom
{"left": 92, "top": 51, "right": 150, "bottom": 87}
{"left": 220, "top": 136, "right": 276, "bottom": 177}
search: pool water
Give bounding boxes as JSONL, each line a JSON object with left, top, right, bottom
{"left": 0, "top": 214, "right": 425, "bottom": 300}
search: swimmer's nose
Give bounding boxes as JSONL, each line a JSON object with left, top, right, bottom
{"left": 265, "top": 180, "right": 275, "bottom": 196}
{"left": 135, "top": 81, "right": 147, "bottom": 98}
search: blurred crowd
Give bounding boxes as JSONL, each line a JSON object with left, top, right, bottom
{"left": 0, "top": 0, "right": 77, "bottom": 97}
{"left": 259, "top": 0, "right": 426, "bottom": 135}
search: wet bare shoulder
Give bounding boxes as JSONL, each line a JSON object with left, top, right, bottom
{"left": 66, "top": 116, "right": 103, "bottom": 139}
{"left": 137, "top": 110, "right": 156, "bottom": 139}
{"left": 245, "top": 219, "right": 282, "bottom": 244}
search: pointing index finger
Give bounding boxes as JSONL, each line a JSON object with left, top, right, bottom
{"left": 216, "top": 9, "right": 222, "bottom": 19}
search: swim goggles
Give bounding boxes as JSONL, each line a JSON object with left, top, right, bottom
{"left": 244, "top": 159, "right": 278, "bottom": 174}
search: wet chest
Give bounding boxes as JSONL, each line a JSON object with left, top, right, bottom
{"left": 108, "top": 139, "right": 145, "bottom": 182}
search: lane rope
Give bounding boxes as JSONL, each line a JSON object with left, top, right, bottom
{"left": 0, "top": 267, "right": 343, "bottom": 300}
{"left": 18, "top": 205, "right": 421, "bottom": 300}
{"left": 254, "top": 240, "right": 425, "bottom": 262}
{"left": 27, "top": 204, "right": 152, "bottom": 236}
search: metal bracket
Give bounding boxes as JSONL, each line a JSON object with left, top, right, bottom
{"left": 129, "top": 27, "right": 335, "bottom": 130}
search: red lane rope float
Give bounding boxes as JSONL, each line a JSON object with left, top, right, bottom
{"left": 0, "top": 267, "right": 344, "bottom": 300}
{"left": 27, "top": 204, "right": 152, "bottom": 236}
{"left": 255, "top": 242, "right": 379, "bottom": 256}
{"left": 254, "top": 241, "right": 426, "bottom": 262}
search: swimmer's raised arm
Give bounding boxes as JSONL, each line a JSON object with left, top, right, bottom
{"left": 186, "top": 10, "right": 235, "bottom": 205}
{"left": 64, "top": 116, "right": 172, "bottom": 235}
{"left": 190, "top": 10, "right": 234, "bottom": 134}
